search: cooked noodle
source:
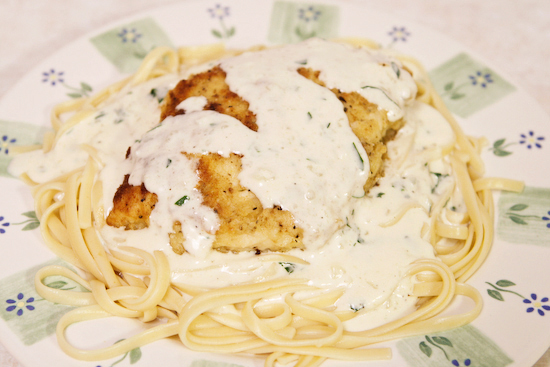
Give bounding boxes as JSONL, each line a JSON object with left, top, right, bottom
{"left": 9, "top": 40, "right": 524, "bottom": 366}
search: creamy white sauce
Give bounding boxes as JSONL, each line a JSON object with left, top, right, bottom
{"left": 9, "top": 39, "right": 457, "bottom": 331}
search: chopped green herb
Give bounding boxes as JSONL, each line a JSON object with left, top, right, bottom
{"left": 114, "top": 108, "right": 125, "bottom": 124}
{"left": 150, "top": 88, "right": 164, "bottom": 103}
{"left": 352, "top": 142, "right": 364, "bottom": 170}
{"left": 352, "top": 192, "right": 365, "bottom": 199}
{"left": 296, "top": 59, "right": 308, "bottom": 65}
{"left": 147, "top": 123, "right": 163, "bottom": 133}
{"left": 391, "top": 62, "right": 401, "bottom": 78}
{"left": 166, "top": 158, "right": 172, "bottom": 168}
{"left": 361, "top": 86, "right": 399, "bottom": 107}
{"left": 377, "top": 192, "right": 385, "bottom": 198}
{"left": 307, "top": 111, "right": 312, "bottom": 119}
{"left": 350, "top": 303, "right": 364, "bottom": 312}
{"left": 134, "top": 139, "right": 141, "bottom": 143}
{"left": 175, "top": 195, "right": 190, "bottom": 206}
{"left": 327, "top": 122, "right": 331, "bottom": 128}
{"left": 430, "top": 172, "right": 449, "bottom": 194}
{"left": 95, "top": 112, "right": 106, "bottom": 120}
{"left": 279, "top": 262, "right": 296, "bottom": 274}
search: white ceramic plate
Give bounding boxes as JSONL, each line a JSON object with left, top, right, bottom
{"left": 1, "top": 1, "right": 550, "bottom": 367}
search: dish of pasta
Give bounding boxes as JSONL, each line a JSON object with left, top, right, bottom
{"left": 1, "top": 2, "right": 550, "bottom": 367}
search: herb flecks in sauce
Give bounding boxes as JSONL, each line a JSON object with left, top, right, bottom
{"left": 361, "top": 85, "right": 399, "bottom": 107}
{"left": 147, "top": 123, "right": 163, "bottom": 133}
{"left": 150, "top": 88, "right": 164, "bottom": 103}
{"left": 114, "top": 108, "right": 125, "bottom": 124}
{"left": 279, "top": 262, "right": 296, "bottom": 274}
{"left": 9, "top": 39, "right": 460, "bottom": 333}
{"left": 391, "top": 62, "right": 401, "bottom": 79}
{"left": 430, "top": 172, "right": 449, "bottom": 194}
{"left": 175, "top": 195, "right": 190, "bottom": 206}
{"left": 352, "top": 142, "right": 364, "bottom": 170}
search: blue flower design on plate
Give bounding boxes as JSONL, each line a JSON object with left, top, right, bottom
{"left": 298, "top": 6, "right": 321, "bottom": 22}
{"left": 118, "top": 28, "right": 142, "bottom": 43}
{"left": 208, "top": 3, "right": 235, "bottom": 39}
{"left": 519, "top": 131, "right": 544, "bottom": 149}
{"left": 1, "top": 135, "right": 16, "bottom": 155}
{"left": 469, "top": 71, "right": 493, "bottom": 88}
{"left": 0, "top": 216, "right": 9, "bottom": 234}
{"left": 452, "top": 359, "right": 472, "bottom": 366}
{"left": 524, "top": 293, "right": 550, "bottom": 316}
{"left": 543, "top": 211, "right": 550, "bottom": 228}
{"left": 42, "top": 69, "right": 64, "bottom": 86}
{"left": 388, "top": 26, "right": 410, "bottom": 42}
{"left": 208, "top": 3, "right": 230, "bottom": 20}
{"left": 6, "top": 293, "right": 35, "bottom": 316}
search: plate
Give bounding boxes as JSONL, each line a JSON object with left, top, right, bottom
{"left": 1, "top": 1, "right": 550, "bottom": 366}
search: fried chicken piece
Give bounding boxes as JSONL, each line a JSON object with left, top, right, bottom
{"left": 169, "top": 221, "right": 185, "bottom": 255}
{"left": 188, "top": 152, "right": 304, "bottom": 253}
{"left": 162, "top": 66, "right": 258, "bottom": 131}
{"left": 106, "top": 175, "right": 158, "bottom": 230}
{"left": 297, "top": 67, "right": 404, "bottom": 191}
{"left": 108, "top": 63, "right": 403, "bottom": 254}
{"left": 160, "top": 66, "right": 304, "bottom": 252}
{"left": 108, "top": 67, "right": 303, "bottom": 253}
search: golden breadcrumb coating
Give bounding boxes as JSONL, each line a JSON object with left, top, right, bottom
{"left": 107, "top": 62, "right": 403, "bottom": 254}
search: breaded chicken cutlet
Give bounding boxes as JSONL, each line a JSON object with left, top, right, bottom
{"left": 106, "top": 63, "right": 404, "bottom": 255}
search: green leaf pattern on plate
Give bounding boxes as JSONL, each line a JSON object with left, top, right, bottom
{"left": 268, "top": 1, "right": 340, "bottom": 44}
{"left": 486, "top": 280, "right": 550, "bottom": 316}
{"left": 429, "top": 53, "right": 515, "bottom": 118}
{"left": 11, "top": 211, "right": 40, "bottom": 231}
{"left": 0, "top": 120, "right": 50, "bottom": 178}
{"left": 0, "top": 259, "right": 88, "bottom": 345}
{"left": 397, "top": 325, "right": 513, "bottom": 367}
{"left": 489, "top": 131, "right": 545, "bottom": 157}
{"left": 90, "top": 17, "right": 174, "bottom": 73}
{"left": 207, "top": 4, "right": 236, "bottom": 39}
{"left": 0, "top": 2, "right": 548, "bottom": 367}
{"left": 497, "top": 186, "right": 550, "bottom": 246}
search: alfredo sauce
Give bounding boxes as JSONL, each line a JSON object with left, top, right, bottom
{"left": 9, "top": 39, "right": 456, "bottom": 331}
